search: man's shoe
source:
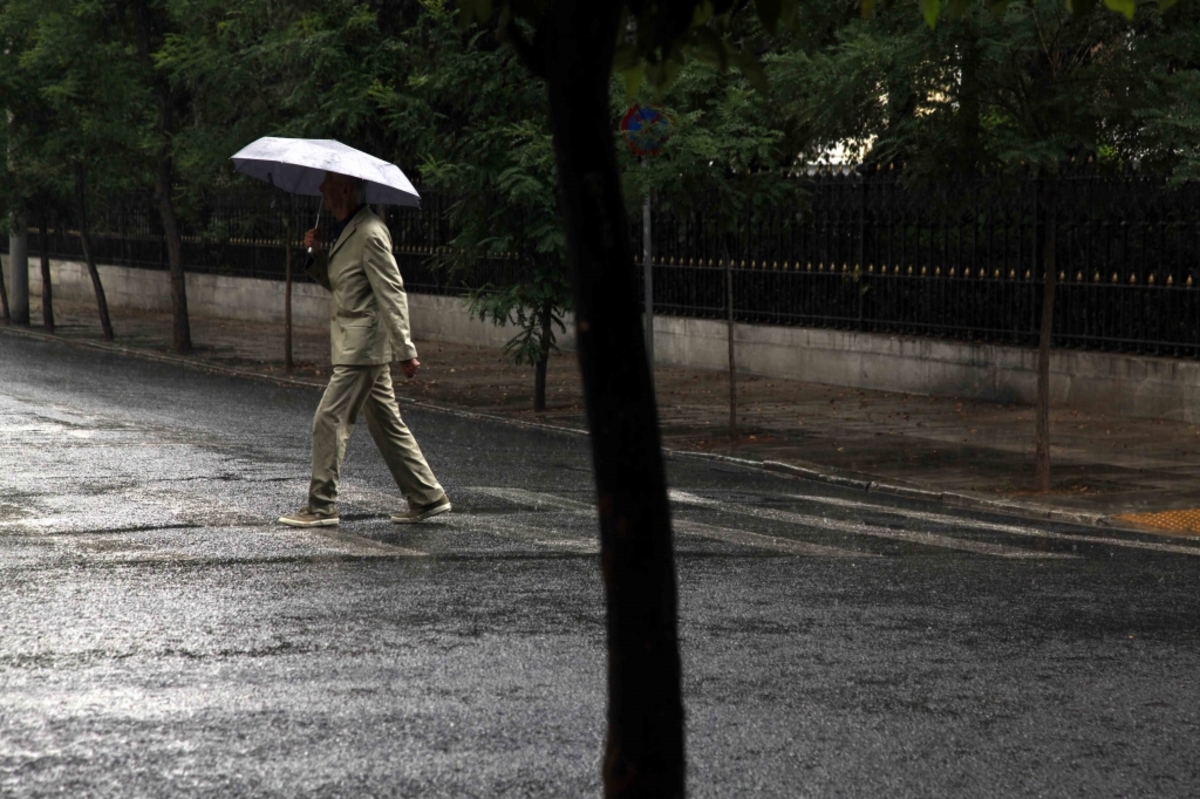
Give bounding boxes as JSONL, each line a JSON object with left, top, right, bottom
{"left": 391, "top": 495, "right": 452, "bottom": 524}
{"left": 278, "top": 507, "right": 339, "bottom": 527}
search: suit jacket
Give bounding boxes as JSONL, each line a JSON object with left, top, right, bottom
{"left": 306, "top": 205, "right": 418, "bottom": 366}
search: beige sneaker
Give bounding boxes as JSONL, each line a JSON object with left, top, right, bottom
{"left": 278, "top": 507, "right": 339, "bottom": 527}
{"left": 391, "top": 495, "right": 452, "bottom": 524}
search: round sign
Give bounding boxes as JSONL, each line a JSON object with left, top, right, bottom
{"left": 621, "top": 104, "right": 670, "bottom": 158}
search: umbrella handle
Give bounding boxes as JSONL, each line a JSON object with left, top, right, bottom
{"left": 307, "top": 201, "right": 321, "bottom": 255}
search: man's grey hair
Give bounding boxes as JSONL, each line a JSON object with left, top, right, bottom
{"left": 347, "top": 176, "right": 366, "bottom": 204}
{"left": 331, "top": 172, "right": 367, "bottom": 203}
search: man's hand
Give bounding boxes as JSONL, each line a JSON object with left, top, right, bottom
{"left": 400, "top": 358, "right": 421, "bottom": 378}
{"left": 303, "top": 228, "right": 323, "bottom": 251}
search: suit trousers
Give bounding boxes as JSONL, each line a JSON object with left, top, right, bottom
{"left": 308, "top": 364, "right": 444, "bottom": 514}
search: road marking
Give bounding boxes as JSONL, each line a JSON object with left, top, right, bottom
{"left": 469, "top": 488, "right": 872, "bottom": 556}
{"left": 673, "top": 519, "right": 876, "bottom": 557}
{"left": 472, "top": 487, "right": 594, "bottom": 512}
{"left": 472, "top": 482, "right": 1008, "bottom": 556}
{"left": 669, "top": 490, "right": 1072, "bottom": 559}
{"left": 784, "top": 492, "right": 1200, "bottom": 558}
{"left": 445, "top": 513, "right": 598, "bottom": 554}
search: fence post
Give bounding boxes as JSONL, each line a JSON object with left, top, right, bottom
{"left": 643, "top": 187, "right": 654, "bottom": 368}
{"left": 858, "top": 170, "right": 867, "bottom": 331}
{"left": 1035, "top": 174, "right": 1057, "bottom": 493}
{"left": 726, "top": 253, "right": 737, "bottom": 446}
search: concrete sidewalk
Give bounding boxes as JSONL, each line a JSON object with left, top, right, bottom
{"left": 6, "top": 300, "right": 1200, "bottom": 535}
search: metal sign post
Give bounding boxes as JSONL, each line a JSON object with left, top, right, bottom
{"left": 643, "top": 180, "right": 652, "bottom": 364}
{"left": 621, "top": 105, "right": 670, "bottom": 368}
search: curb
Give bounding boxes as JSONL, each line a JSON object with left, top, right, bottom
{"left": 672, "top": 448, "right": 1123, "bottom": 531}
{"left": 0, "top": 322, "right": 1143, "bottom": 534}
{"left": 0, "top": 323, "right": 592, "bottom": 438}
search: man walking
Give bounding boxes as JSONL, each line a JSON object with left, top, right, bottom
{"left": 278, "top": 171, "right": 451, "bottom": 528}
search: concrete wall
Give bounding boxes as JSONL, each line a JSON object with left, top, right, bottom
{"left": 5, "top": 255, "right": 1199, "bottom": 422}
{"left": 652, "top": 316, "right": 1200, "bottom": 422}
{"left": 1, "top": 255, "right": 527, "bottom": 350}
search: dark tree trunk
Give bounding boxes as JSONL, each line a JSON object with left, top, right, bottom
{"left": 1035, "top": 180, "right": 1056, "bottom": 493}
{"left": 957, "top": 31, "right": 983, "bottom": 173}
{"left": 155, "top": 157, "right": 192, "bottom": 354}
{"left": 39, "top": 216, "right": 54, "bottom": 333}
{"left": 726, "top": 257, "right": 737, "bottom": 446}
{"left": 0, "top": 237, "right": 10, "bottom": 323}
{"left": 534, "top": 297, "right": 552, "bottom": 412}
{"left": 75, "top": 164, "right": 114, "bottom": 342}
{"left": 8, "top": 211, "right": 29, "bottom": 325}
{"left": 540, "top": 3, "right": 684, "bottom": 796}
{"left": 132, "top": 0, "right": 191, "bottom": 355}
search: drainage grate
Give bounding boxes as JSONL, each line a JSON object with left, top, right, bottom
{"left": 1114, "top": 508, "right": 1200, "bottom": 535}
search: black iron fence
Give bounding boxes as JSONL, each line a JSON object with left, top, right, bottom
{"left": 6, "top": 168, "right": 1199, "bottom": 357}
{"left": 6, "top": 188, "right": 529, "bottom": 295}
{"left": 638, "top": 167, "right": 1200, "bottom": 357}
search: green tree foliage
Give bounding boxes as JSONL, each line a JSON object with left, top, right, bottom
{"left": 0, "top": 0, "right": 147, "bottom": 213}
{"left": 775, "top": 0, "right": 1200, "bottom": 177}
{"left": 375, "top": 4, "right": 571, "bottom": 410}
{"left": 619, "top": 58, "right": 794, "bottom": 218}
{"left": 0, "top": 0, "right": 153, "bottom": 339}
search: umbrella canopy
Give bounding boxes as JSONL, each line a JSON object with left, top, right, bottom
{"left": 230, "top": 137, "right": 421, "bottom": 208}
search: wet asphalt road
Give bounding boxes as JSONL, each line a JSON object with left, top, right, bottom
{"left": 2, "top": 334, "right": 1199, "bottom": 798}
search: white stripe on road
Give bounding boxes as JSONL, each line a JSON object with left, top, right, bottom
{"left": 669, "top": 490, "right": 1072, "bottom": 559}
{"left": 673, "top": 519, "right": 877, "bottom": 558}
{"left": 784, "top": 492, "right": 1200, "bottom": 558}
{"left": 472, "top": 487, "right": 594, "bottom": 513}
{"left": 446, "top": 512, "right": 598, "bottom": 554}
{"left": 472, "top": 487, "right": 897, "bottom": 558}
{"left": 472, "top": 482, "right": 998, "bottom": 556}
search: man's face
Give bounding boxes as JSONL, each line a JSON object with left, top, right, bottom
{"left": 318, "top": 172, "right": 353, "bottom": 214}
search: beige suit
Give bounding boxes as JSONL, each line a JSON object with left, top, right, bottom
{"left": 307, "top": 205, "right": 418, "bottom": 365}
{"left": 304, "top": 205, "right": 444, "bottom": 515}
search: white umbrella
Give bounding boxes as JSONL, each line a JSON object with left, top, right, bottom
{"left": 229, "top": 136, "right": 421, "bottom": 208}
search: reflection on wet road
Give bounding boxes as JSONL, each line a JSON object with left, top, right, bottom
{"left": 3, "top": 335, "right": 1199, "bottom": 797}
